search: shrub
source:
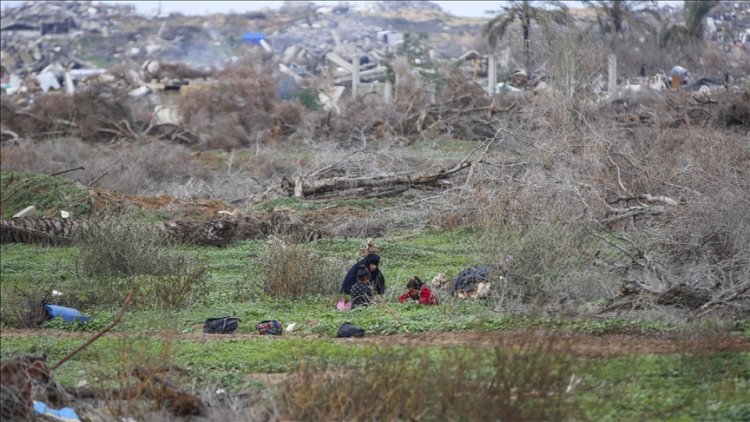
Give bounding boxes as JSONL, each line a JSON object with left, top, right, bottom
{"left": 0, "top": 284, "right": 51, "bottom": 328}
{"left": 280, "top": 341, "right": 584, "bottom": 421}
{"left": 273, "top": 100, "right": 304, "bottom": 136}
{"left": 254, "top": 236, "right": 343, "bottom": 299}
{"left": 147, "top": 61, "right": 213, "bottom": 81}
{"left": 4, "top": 82, "right": 132, "bottom": 142}
{"left": 473, "top": 217, "right": 615, "bottom": 314}
{"left": 293, "top": 87, "right": 321, "bottom": 111}
{"left": 74, "top": 216, "right": 210, "bottom": 309}
{"left": 178, "top": 64, "right": 279, "bottom": 150}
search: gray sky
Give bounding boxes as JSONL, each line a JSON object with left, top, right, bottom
{"left": 1, "top": 1, "right": 683, "bottom": 18}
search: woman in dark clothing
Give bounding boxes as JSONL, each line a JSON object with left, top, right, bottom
{"left": 341, "top": 253, "right": 386, "bottom": 295}
{"left": 350, "top": 266, "right": 374, "bottom": 309}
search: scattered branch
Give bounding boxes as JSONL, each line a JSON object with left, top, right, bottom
{"left": 51, "top": 288, "right": 136, "bottom": 371}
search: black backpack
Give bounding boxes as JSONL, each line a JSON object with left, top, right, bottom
{"left": 337, "top": 322, "right": 365, "bottom": 338}
{"left": 203, "top": 317, "right": 240, "bottom": 334}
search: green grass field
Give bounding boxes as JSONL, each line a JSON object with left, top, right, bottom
{"left": 2, "top": 229, "right": 748, "bottom": 420}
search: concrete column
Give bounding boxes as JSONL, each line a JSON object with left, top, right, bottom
{"left": 567, "top": 66, "right": 575, "bottom": 101}
{"left": 487, "top": 55, "right": 497, "bottom": 95}
{"left": 608, "top": 54, "right": 617, "bottom": 100}
{"left": 64, "top": 71, "right": 75, "bottom": 95}
{"left": 351, "top": 54, "right": 359, "bottom": 99}
{"left": 427, "top": 82, "right": 436, "bottom": 104}
{"left": 384, "top": 80, "right": 392, "bottom": 104}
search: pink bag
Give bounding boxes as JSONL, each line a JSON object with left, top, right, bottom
{"left": 336, "top": 298, "right": 351, "bottom": 311}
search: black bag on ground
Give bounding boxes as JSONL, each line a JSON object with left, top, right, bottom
{"left": 203, "top": 317, "right": 240, "bottom": 334}
{"left": 256, "top": 319, "right": 282, "bottom": 335}
{"left": 337, "top": 322, "right": 365, "bottom": 338}
{"left": 452, "top": 265, "right": 490, "bottom": 296}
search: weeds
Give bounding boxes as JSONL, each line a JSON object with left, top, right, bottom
{"left": 280, "top": 341, "right": 584, "bottom": 421}
{"left": 178, "top": 63, "right": 306, "bottom": 150}
{"left": 254, "top": 236, "right": 343, "bottom": 300}
{"left": 0, "top": 284, "right": 51, "bottom": 328}
{"left": 73, "top": 216, "right": 210, "bottom": 309}
{"left": 473, "top": 216, "right": 615, "bottom": 314}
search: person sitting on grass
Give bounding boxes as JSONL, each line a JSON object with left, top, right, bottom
{"left": 350, "top": 266, "right": 374, "bottom": 310}
{"left": 341, "top": 253, "right": 386, "bottom": 296}
{"left": 398, "top": 276, "right": 439, "bottom": 305}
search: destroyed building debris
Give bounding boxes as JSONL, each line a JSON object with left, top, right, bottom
{"left": 1, "top": 0, "right": 748, "bottom": 145}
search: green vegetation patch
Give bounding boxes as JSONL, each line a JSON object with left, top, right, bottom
{"left": 1, "top": 171, "right": 92, "bottom": 219}
{"left": 1, "top": 335, "right": 747, "bottom": 421}
{"left": 583, "top": 353, "right": 750, "bottom": 421}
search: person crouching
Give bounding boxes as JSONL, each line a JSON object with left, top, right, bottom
{"left": 398, "top": 276, "right": 439, "bottom": 305}
{"left": 351, "top": 266, "right": 374, "bottom": 310}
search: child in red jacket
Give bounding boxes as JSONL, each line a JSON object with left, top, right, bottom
{"left": 398, "top": 277, "right": 439, "bottom": 305}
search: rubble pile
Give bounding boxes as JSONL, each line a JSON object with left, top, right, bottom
{"left": 1, "top": 0, "right": 747, "bottom": 149}
{"left": 1, "top": 1, "right": 135, "bottom": 73}
{"left": 0, "top": 0, "right": 488, "bottom": 140}
{"left": 707, "top": 2, "right": 750, "bottom": 69}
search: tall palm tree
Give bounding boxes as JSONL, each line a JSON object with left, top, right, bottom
{"left": 660, "top": 0, "right": 719, "bottom": 48}
{"left": 483, "top": 0, "right": 569, "bottom": 81}
{"left": 583, "top": 0, "right": 658, "bottom": 35}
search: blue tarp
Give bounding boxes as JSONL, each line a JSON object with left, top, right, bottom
{"left": 43, "top": 304, "right": 89, "bottom": 323}
{"left": 33, "top": 401, "right": 80, "bottom": 421}
{"left": 242, "top": 32, "right": 267, "bottom": 45}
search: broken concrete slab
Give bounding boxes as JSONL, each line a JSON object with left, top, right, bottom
{"left": 142, "top": 60, "right": 160, "bottom": 75}
{"left": 279, "top": 63, "right": 304, "bottom": 84}
{"left": 259, "top": 39, "right": 273, "bottom": 53}
{"left": 126, "top": 69, "right": 145, "bottom": 87}
{"left": 153, "top": 105, "right": 179, "bottom": 124}
{"left": 68, "top": 68, "right": 107, "bottom": 79}
{"left": 13, "top": 206, "right": 37, "bottom": 218}
{"left": 41, "top": 62, "right": 65, "bottom": 79}
{"left": 64, "top": 71, "right": 75, "bottom": 95}
{"left": 325, "top": 52, "right": 354, "bottom": 72}
{"left": 128, "top": 86, "right": 151, "bottom": 97}
{"left": 36, "top": 71, "right": 61, "bottom": 92}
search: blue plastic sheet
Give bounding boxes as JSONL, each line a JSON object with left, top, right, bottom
{"left": 242, "top": 31, "right": 267, "bottom": 45}
{"left": 33, "top": 401, "right": 80, "bottom": 421}
{"left": 43, "top": 304, "right": 90, "bottom": 323}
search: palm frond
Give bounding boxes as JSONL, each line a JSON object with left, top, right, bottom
{"left": 586, "top": 0, "right": 659, "bottom": 34}
{"left": 483, "top": 14, "right": 515, "bottom": 49}
{"left": 529, "top": 5, "right": 571, "bottom": 27}
{"left": 639, "top": 8, "right": 663, "bottom": 23}
{"left": 659, "top": 22, "right": 689, "bottom": 48}
{"left": 684, "top": 0, "right": 719, "bottom": 39}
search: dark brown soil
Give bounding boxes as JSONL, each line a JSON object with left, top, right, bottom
{"left": 2, "top": 329, "right": 748, "bottom": 358}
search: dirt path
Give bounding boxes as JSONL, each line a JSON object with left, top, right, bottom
{"left": 2, "top": 328, "right": 748, "bottom": 358}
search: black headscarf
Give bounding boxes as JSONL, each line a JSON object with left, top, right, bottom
{"left": 341, "top": 254, "right": 385, "bottom": 295}
{"left": 364, "top": 254, "right": 381, "bottom": 267}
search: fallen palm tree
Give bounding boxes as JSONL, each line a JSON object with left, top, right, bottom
{"left": 1, "top": 210, "right": 324, "bottom": 247}
{"left": 0, "top": 217, "right": 238, "bottom": 247}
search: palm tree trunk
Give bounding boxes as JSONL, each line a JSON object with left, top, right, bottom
{"left": 613, "top": 3, "right": 623, "bottom": 33}
{"left": 523, "top": 20, "right": 531, "bottom": 82}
